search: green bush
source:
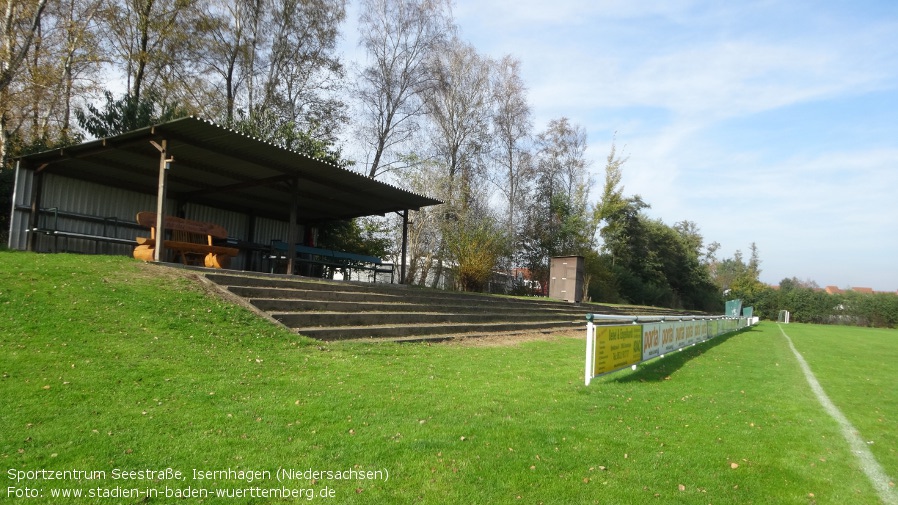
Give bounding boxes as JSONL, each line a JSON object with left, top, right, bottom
{"left": 445, "top": 213, "right": 507, "bottom": 292}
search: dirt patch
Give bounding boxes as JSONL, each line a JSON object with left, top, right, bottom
{"left": 442, "top": 330, "right": 581, "bottom": 348}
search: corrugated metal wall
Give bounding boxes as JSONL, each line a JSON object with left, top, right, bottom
{"left": 12, "top": 169, "right": 158, "bottom": 255}
{"left": 184, "top": 204, "right": 246, "bottom": 239}
{"left": 253, "top": 216, "right": 291, "bottom": 245}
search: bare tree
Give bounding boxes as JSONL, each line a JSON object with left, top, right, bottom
{"left": 1, "top": 0, "right": 49, "bottom": 168}
{"left": 354, "top": 0, "right": 453, "bottom": 178}
{"left": 56, "top": 0, "right": 105, "bottom": 136}
{"left": 423, "top": 36, "right": 493, "bottom": 210}
{"left": 0, "top": 0, "right": 47, "bottom": 92}
{"left": 194, "top": 0, "right": 263, "bottom": 123}
{"left": 101, "top": 0, "right": 202, "bottom": 104}
{"left": 534, "top": 117, "right": 590, "bottom": 204}
{"left": 256, "top": 0, "right": 346, "bottom": 142}
{"left": 488, "top": 54, "right": 532, "bottom": 233}
{"left": 2, "top": 0, "right": 102, "bottom": 159}
{"left": 394, "top": 157, "right": 448, "bottom": 285}
{"left": 20, "top": 0, "right": 105, "bottom": 142}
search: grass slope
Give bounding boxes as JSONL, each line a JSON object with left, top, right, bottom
{"left": 0, "top": 252, "right": 894, "bottom": 504}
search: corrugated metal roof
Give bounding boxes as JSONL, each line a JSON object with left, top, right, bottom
{"left": 18, "top": 116, "right": 441, "bottom": 222}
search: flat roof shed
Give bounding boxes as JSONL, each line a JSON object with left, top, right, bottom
{"left": 10, "top": 116, "right": 441, "bottom": 279}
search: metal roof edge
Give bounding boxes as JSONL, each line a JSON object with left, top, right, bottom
{"left": 15, "top": 115, "right": 442, "bottom": 207}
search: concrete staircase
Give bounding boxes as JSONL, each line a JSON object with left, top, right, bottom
{"left": 202, "top": 271, "right": 692, "bottom": 342}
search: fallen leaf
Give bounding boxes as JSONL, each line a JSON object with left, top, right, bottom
{"left": 678, "top": 484, "right": 686, "bottom": 491}
{"left": 730, "top": 462, "right": 739, "bottom": 469}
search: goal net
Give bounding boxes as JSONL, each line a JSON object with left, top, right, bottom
{"left": 777, "top": 310, "right": 790, "bottom": 323}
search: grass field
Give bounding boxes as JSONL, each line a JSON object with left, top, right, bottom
{"left": 1, "top": 251, "right": 896, "bottom": 504}
{"left": 778, "top": 324, "right": 898, "bottom": 486}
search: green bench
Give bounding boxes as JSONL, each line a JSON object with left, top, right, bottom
{"left": 269, "top": 241, "right": 394, "bottom": 282}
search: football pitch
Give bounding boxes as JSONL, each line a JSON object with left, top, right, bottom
{"left": 1, "top": 253, "right": 896, "bottom": 503}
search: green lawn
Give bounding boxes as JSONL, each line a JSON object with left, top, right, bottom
{"left": 1, "top": 252, "right": 895, "bottom": 504}
{"left": 778, "top": 323, "right": 898, "bottom": 483}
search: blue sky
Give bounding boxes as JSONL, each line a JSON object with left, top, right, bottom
{"left": 342, "top": 1, "right": 898, "bottom": 291}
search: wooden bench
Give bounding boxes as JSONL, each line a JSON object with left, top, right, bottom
{"left": 133, "top": 211, "right": 239, "bottom": 269}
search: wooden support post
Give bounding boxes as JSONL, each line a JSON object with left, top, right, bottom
{"left": 7, "top": 160, "right": 20, "bottom": 250}
{"left": 26, "top": 161, "right": 44, "bottom": 252}
{"left": 151, "top": 139, "right": 171, "bottom": 263}
{"left": 246, "top": 213, "right": 257, "bottom": 271}
{"left": 285, "top": 177, "right": 299, "bottom": 275}
{"left": 401, "top": 209, "right": 409, "bottom": 284}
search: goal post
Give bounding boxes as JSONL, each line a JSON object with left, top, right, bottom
{"left": 777, "top": 310, "right": 790, "bottom": 323}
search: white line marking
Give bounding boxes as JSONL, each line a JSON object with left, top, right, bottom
{"left": 778, "top": 324, "right": 897, "bottom": 505}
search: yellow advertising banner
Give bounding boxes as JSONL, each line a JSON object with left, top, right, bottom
{"left": 586, "top": 315, "right": 755, "bottom": 384}
{"left": 593, "top": 325, "right": 643, "bottom": 376}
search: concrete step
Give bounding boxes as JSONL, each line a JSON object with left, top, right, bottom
{"left": 249, "top": 297, "right": 586, "bottom": 315}
{"left": 273, "top": 310, "right": 583, "bottom": 328}
{"left": 230, "top": 285, "right": 409, "bottom": 304}
{"left": 209, "top": 272, "right": 583, "bottom": 310}
{"left": 200, "top": 269, "right": 702, "bottom": 342}
{"left": 292, "top": 320, "right": 585, "bottom": 341}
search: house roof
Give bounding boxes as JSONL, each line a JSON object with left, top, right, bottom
{"left": 17, "top": 116, "right": 441, "bottom": 223}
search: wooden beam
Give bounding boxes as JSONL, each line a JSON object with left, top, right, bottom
{"left": 401, "top": 209, "right": 409, "bottom": 284}
{"left": 26, "top": 163, "right": 45, "bottom": 252}
{"left": 153, "top": 140, "right": 169, "bottom": 263}
{"left": 285, "top": 177, "right": 299, "bottom": 275}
